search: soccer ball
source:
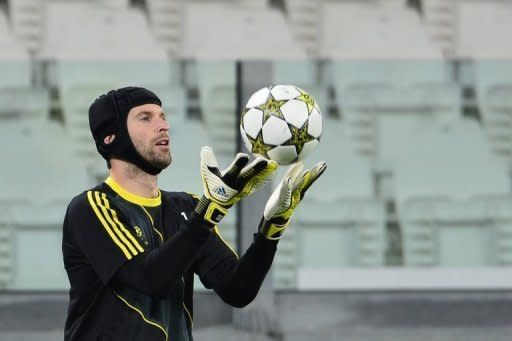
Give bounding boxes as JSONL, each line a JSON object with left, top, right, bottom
{"left": 240, "top": 84, "right": 322, "bottom": 165}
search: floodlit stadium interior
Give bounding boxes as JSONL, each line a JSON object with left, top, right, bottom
{"left": 1, "top": 0, "right": 512, "bottom": 340}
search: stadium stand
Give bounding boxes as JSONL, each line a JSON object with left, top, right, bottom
{"left": 421, "top": 0, "right": 457, "bottom": 57}
{"left": 196, "top": 61, "right": 237, "bottom": 156}
{"left": 146, "top": 0, "right": 184, "bottom": 57}
{"left": 8, "top": 0, "right": 44, "bottom": 53}
{"left": 0, "top": 8, "right": 31, "bottom": 88}
{"left": 474, "top": 61, "right": 512, "bottom": 167}
{"left": 36, "top": 2, "right": 183, "bottom": 181}
{"left": 394, "top": 118, "right": 512, "bottom": 266}
{"left": 0, "top": 119, "right": 89, "bottom": 289}
{"left": 272, "top": 61, "right": 329, "bottom": 119}
{"left": 181, "top": 2, "right": 305, "bottom": 59}
{"left": 456, "top": 0, "right": 512, "bottom": 60}
{"left": 283, "top": 0, "right": 320, "bottom": 57}
{"left": 0, "top": 7, "right": 50, "bottom": 137}
{"left": 183, "top": 2, "right": 308, "bottom": 158}
{"left": 323, "top": 1, "right": 458, "bottom": 201}
{"left": 456, "top": 1, "right": 512, "bottom": 168}
{"left": 272, "top": 117, "right": 386, "bottom": 288}
{"left": 0, "top": 0, "right": 511, "bottom": 293}
{"left": 5, "top": 4, "right": 512, "bottom": 341}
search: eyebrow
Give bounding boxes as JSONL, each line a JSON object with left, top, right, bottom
{"left": 135, "top": 110, "right": 166, "bottom": 117}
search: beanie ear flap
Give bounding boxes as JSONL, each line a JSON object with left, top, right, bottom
{"left": 88, "top": 92, "right": 119, "bottom": 161}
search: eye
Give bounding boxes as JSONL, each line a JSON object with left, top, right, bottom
{"left": 140, "top": 115, "right": 150, "bottom": 121}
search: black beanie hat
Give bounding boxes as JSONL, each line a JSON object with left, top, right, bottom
{"left": 89, "top": 86, "right": 164, "bottom": 175}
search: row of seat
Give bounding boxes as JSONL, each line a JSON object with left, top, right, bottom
{"left": 5, "top": 1, "right": 512, "bottom": 59}
{"left": 1, "top": 111, "right": 511, "bottom": 289}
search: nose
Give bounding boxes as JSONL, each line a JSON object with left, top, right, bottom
{"left": 157, "top": 116, "right": 169, "bottom": 132}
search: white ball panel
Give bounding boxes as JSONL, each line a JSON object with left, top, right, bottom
{"left": 268, "top": 145, "right": 298, "bottom": 165}
{"left": 242, "top": 108, "right": 263, "bottom": 139}
{"left": 297, "top": 139, "right": 319, "bottom": 161}
{"left": 307, "top": 108, "right": 323, "bottom": 138}
{"left": 245, "top": 87, "right": 270, "bottom": 108}
{"left": 240, "top": 125, "right": 253, "bottom": 153}
{"left": 270, "top": 84, "right": 300, "bottom": 101}
{"left": 261, "top": 116, "right": 292, "bottom": 145}
{"left": 280, "top": 100, "right": 309, "bottom": 128}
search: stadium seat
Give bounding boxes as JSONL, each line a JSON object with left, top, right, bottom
{"left": 181, "top": 3, "right": 306, "bottom": 59}
{"left": 273, "top": 117, "right": 386, "bottom": 288}
{"left": 473, "top": 61, "right": 512, "bottom": 165}
{"left": 39, "top": 2, "right": 175, "bottom": 90}
{"left": 0, "top": 87, "right": 50, "bottom": 121}
{"left": 8, "top": 0, "right": 44, "bottom": 53}
{"left": 146, "top": 0, "right": 184, "bottom": 56}
{"left": 0, "top": 119, "right": 89, "bottom": 289}
{"left": 0, "top": 8, "right": 31, "bottom": 89}
{"left": 421, "top": 0, "right": 457, "bottom": 57}
{"left": 394, "top": 118, "right": 511, "bottom": 266}
{"left": 456, "top": 1, "right": 512, "bottom": 59}
{"left": 283, "top": 0, "right": 322, "bottom": 57}
{"left": 325, "top": 3, "right": 457, "bottom": 199}
{"left": 323, "top": 2, "right": 448, "bottom": 90}
{"left": 196, "top": 61, "right": 237, "bottom": 156}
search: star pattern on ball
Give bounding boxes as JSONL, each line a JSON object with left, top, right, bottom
{"left": 284, "top": 123, "right": 315, "bottom": 155}
{"left": 248, "top": 131, "right": 274, "bottom": 156}
{"left": 296, "top": 90, "right": 317, "bottom": 114}
{"left": 258, "top": 96, "right": 286, "bottom": 122}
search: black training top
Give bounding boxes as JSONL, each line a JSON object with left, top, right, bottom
{"left": 62, "top": 177, "right": 278, "bottom": 341}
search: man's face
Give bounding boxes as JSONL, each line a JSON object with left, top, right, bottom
{"left": 127, "top": 103, "right": 172, "bottom": 170}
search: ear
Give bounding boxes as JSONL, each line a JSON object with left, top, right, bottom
{"left": 104, "top": 134, "right": 116, "bottom": 145}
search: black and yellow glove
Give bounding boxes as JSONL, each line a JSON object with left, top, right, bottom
{"left": 259, "top": 161, "right": 327, "bottom": 240}
{"left": 195, "top": 146, "right": 278, "bottom": 225}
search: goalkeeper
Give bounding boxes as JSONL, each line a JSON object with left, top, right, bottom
{"left": 62, "top": 86, "right": 326, "bottom": 341}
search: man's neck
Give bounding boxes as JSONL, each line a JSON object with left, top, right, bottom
{"left": 109, "top": 160, "right": 159, "bottom": 198}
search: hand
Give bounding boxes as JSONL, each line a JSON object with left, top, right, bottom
{"left": 195, "top": 146, "right": 278, "bottom": 225}
{"left": 259, "top": 161, "right": 327, "bottom": 240}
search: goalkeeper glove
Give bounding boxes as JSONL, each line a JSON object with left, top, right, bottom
{"left": 259, "top": 161, "right": 327, "bottom": 240}
{"left": 195, "top": 146, "right": 278, "bottom": 225}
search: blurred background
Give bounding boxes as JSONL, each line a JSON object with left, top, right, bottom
{"left": 1, "top": 0, "right": 512, "bottom": 340}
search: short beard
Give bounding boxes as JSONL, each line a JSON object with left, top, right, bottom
{"left": 145, "top": 148, "right": 172, "bottom": 170}
{"left": 131, "top": 136, "right": 172, "bottom": 173}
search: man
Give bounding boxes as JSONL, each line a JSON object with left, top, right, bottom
{"left": 62, "top": 86, "right": 326, "bottom": 340}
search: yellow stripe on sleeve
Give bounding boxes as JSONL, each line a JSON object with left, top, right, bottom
{"left": 214, "top": 226, "right": 239, "bottom": 259}
{"left": 86, "top": 191, "right": 133, "bottom": 260}
{"left": 93, "top": 191, "right": 140, "bottom": 257}
{"left": 100, "top": 193, "right": 145, "bottom": 253}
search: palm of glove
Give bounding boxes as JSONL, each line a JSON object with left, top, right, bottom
{"left": 196, "top": 146, "right": 278, "bottom": 225}
{"left": 260, "top": 161, "right": 327, "bottom": 240}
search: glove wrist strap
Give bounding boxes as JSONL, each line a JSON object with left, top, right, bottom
{"left": 195, "top": 196, "right": 228, "bottom": 225}
{"left": 258, "top": 216, "right": 289, "bottom": 240}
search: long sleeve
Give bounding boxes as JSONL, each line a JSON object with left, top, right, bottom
{"left": 194, "top": 224, "right": 278, "bottom": 308}
{"left": 112, "top": 212, "right": 212, "bottom": 298}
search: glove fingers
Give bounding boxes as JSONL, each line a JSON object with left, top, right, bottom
{"left": 263, "top": 176, "right": 292, "bottom": 220}
{"left": 299, "top": 161, "right": 327, "bottom": 198}
{"left": 238, "top": 157, "right": 278, "bottom": 196}
{"left": 221, "top": 153, "right": 250, "bottom": 185}
{"left": 292, "top": 169, "right": 309, "bottom": 191}
{"left": 286, "top": 161, "right": 304, "bottom": 183}
{"left": 240, "top": 157, "right": 276, "bottom": 181}
{"left": 200, "top": 146, "right": 221, "bottom": 177}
